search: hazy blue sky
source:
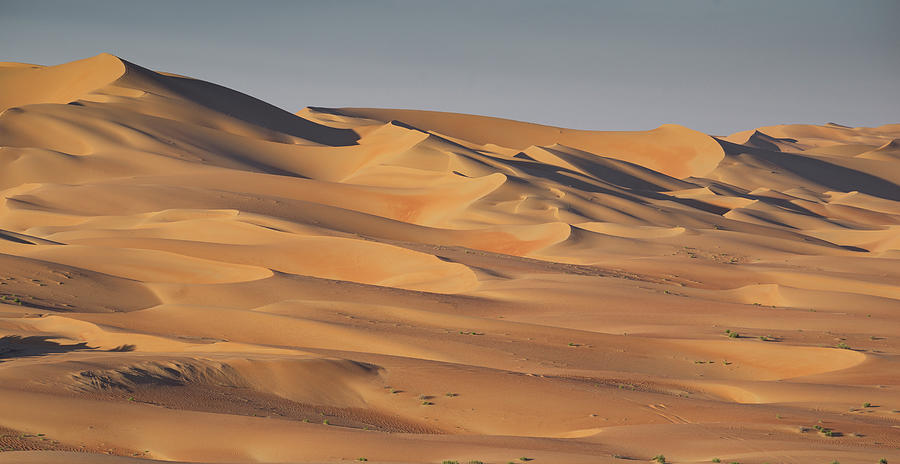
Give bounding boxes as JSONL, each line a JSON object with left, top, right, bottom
{"left": 1, "top": 0, "right": 898, "bottom": 134}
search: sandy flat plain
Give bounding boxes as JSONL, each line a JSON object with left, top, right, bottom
{"left": 0, "top": 54, "right": 898, "bottom": 464}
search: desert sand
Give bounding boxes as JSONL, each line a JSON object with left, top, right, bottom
{"left": 0, "top": 54, "right": 898, "bottom": 464}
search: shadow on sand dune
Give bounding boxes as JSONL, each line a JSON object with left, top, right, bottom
{"left": 131, "top": 60, "right": 360, "bottom": 147}
{"left": 0, "top": 335, "right": 134, "bottom": 362}
{"left": 0, "top": 335, "right": 94, "bottom": 361}
{"left": 717, "top": 139, "right": 900, "bottom": 201}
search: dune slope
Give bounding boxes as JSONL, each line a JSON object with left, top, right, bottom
{"left": 0, "top": 55, "right": 898, "bottom": 464}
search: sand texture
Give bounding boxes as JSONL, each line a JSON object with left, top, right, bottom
{"left": 0, "top": 54, "right": 898, "bottom": 464}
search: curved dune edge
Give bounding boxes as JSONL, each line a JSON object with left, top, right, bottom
{"left": 459, "top": 221, "right": 573, "bottom": 257}
{"left": 51, "top": 235, "right": 480, "bottom": 294}
{"left": 805, "top": 227, "right": 900, "bottom": 252}
{"left": 858, "top": 138, "right": 900, "bottom": 160}
{"left": 575, "top": 222, "right": 686, "bottom": 239}
{"left": 17, "top": 244, "right": 276, "bottom": 284}
{"left": 663, "top": 339, "right": 866, "bottom": 381}
{"left": 0, "top": 54, "right": 126, "bottom": 112}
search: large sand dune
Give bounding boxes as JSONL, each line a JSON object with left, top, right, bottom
{"left": 0, "top": 54, "right": 898, "bottom": 463}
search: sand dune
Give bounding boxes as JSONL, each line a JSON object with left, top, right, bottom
{"left": 0, "top": 55, "right": 898, "bottom": 463}
{"left": 315, "top": 107, "right": 725, "bottom": 178}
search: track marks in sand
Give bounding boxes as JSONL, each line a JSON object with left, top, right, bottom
{"left": 646, "top": 403, "right": 692, "bottom": 425}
